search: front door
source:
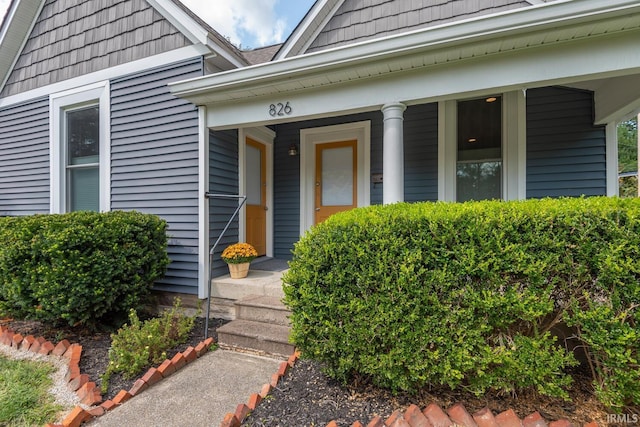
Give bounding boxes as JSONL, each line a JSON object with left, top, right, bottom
{"left": 315, "top": 140, "right": 358, "bottom": 224}
{"left": 245, "top": 138, "right": 267, "bottom": 255}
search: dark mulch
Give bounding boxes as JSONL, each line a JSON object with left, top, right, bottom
{"left": 1, "top": 316, "right": 634, "bottom": 427}
{"left": 243, "top": 359, "right": 617, "bottom": 427}
{"left": 1, "top": 316, "right": 227, "bottom": 401}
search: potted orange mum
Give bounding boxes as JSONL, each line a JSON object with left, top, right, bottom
{"left": 221, "top": 242, "right": 258, "bottom": 279}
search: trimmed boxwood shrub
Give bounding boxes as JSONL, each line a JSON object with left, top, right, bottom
{"left": 283, "top": 197, "right": 640, "bottom": 409}
{"left": 0, "top": 211, "right": 170, "bottom": 328}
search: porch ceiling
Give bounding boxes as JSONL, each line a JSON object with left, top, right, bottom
{"left": 568, "top": 74, "right": 640, "bottom": 123}
{"left": 170, "top": 0, "right": 640, "bottom": 129}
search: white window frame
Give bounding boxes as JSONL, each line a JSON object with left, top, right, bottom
{"left": 439, "top": 90, "right": 526, "bottom": 201}
{"left": 50, "top": 82, "right": 111, "bottom": 213}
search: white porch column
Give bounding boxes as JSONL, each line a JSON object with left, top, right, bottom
{"left": 382, "top": 102, "right": 407, "bottom": 204}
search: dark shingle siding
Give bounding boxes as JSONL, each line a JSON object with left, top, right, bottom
{"left": 307, "top": 0, "right": 532, "bottom": 53}
{"left": 2, "top": 0, "right": 191, "bottom": 97}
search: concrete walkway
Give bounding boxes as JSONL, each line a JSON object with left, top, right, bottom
{"left": 88, "top": 350, "right": 282, "bottom": 427}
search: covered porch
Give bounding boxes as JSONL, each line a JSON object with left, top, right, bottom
{"left": 170, "top": 0, "right": 640, "bottom": 300}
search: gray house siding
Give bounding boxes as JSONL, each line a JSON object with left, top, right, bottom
{"left": 307, "top": 0, "right": 532, "bottom": 53}
{"left": 0, "top": 97, "right": 50, "bottom": 216}
{"left": 526, "top": 86, "right": 607, "bottom": 198}
{"left": 271, "top": 104, "right": 437, "bottom": 259}
{"left": 209, "top": 129, "right": 239, "bottom": 278}
{"left": 2, "top": 0, "right": 191, "bottom": 97}
{"left": 404, "top": 103, "right": 438, "bottom": 203}
{"left": 273, "top": 112, "right": 381, "bottom": 259}
{"left": 110, "top": 57, "right": 203, "bottom": 294}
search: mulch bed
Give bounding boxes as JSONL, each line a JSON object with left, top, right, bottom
{"left": 1, "top": 316, "right": 634, "bottom": 427}
{"left": 242, "top": 360, "right": 617, "bottom": 427}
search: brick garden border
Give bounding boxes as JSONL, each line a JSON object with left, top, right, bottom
{"left": 219, "top": 350, "right": 601, "bottom": 427}
{"left": 0, "top": 323, "right": 215, "bottom": 427}
{"left": 1, "top": 323, "right": 602, "bottom": 427}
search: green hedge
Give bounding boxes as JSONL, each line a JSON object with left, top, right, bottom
{"left": 283, "top": 197, "right": 640, "bottom": 409}
{"left": 0, "top": 211, "right": 170, "bottom": 328}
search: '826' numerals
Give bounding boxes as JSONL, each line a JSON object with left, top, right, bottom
{"left": 269, "top": 102, "right": 292, "bottom": 117}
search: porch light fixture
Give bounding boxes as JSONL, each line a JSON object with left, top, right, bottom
{"left": 288, "top": 143, "right": 298, "bottom": 156}
{"left": 485, "top": 97, "right": 497, "bottom": 103}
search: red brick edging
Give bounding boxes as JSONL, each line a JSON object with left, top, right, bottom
{"left": 218, "top": 349, "right": 600, "bottom": 427}
{"left": 0, "top": 323, "right": 216, "bottom": 427}
{"left": 219, "top": 350, "right": 301, "bottom": 427}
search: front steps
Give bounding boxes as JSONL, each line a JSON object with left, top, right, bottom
{"left": 210, "top": 269, "right": 285, "bottom": 320}
{"left": 212, "top": 266, "right": 293, "bottom": 357}
{"left": 217, "top": 295, "right": 294, "bottom": 357}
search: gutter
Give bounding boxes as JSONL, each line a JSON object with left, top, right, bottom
{"left": 169, "top": 0, "right": 640, "bottom": 101}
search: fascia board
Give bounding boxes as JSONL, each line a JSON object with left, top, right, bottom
{"left": 0, "top": 0, "right": 45, "bottom": 95}
{"left": 146, "top": 0, "right": 210, "bottom": 45}
{"left": 170, "top": 0, "right": 640, "bottom": 101}
{"left": 147, "top": 0, "right": 245, "bottom": 68}
{"left": 275, "top": 0, "right": 344, "bottom": 60}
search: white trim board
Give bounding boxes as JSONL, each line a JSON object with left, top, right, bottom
{"left": 299, "top": 121, "right": 371, "bottom": 234}
{"left": 49, "top": 81, "right": 111, "bottom": 214}
{"left": 201, "top": 29, "right": 640, "bottom": 130}
{"left": 1, "top": 45, "right": 209, "bottom": 109}
{"left": 197, "top": 106, "right": 210, "bottom": 299}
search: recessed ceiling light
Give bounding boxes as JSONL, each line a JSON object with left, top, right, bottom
{"left": 485, "top": 97, "right": 497, "bottom": 103}
{"left": 468, "top": 138, "right": 477, "bottom": 143}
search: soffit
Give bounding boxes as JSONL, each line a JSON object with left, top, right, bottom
{"left": 171, "top": 0, "right": 640, "bottom": 106}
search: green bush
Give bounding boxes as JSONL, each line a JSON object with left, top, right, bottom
{"left": 0, "top": 211, "right": 170, "bottom": 328}
{"left": 101, "top": 298, "right": 197, "bottom": 392}
{"left": 283, "top": 197, "right": 640, "bottom": 408}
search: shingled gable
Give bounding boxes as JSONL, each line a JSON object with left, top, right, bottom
{"left": 275, "top": 0, "right": 553, "bottom": 59}
{"left": 0, "top": 0, "right": 246, "bottom": 97}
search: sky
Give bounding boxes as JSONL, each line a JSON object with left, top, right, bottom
{"left": 0, "top": 0, "right": 316, "bottom": 49}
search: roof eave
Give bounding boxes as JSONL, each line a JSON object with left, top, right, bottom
{"left": 0, "top": 0, "right": 44, "bottom": 94}
{"left": 170, "top": 0, "right": 640, "bottom": 104}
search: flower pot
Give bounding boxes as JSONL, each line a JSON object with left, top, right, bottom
{"left": 228, "top": 262, "right": 250, "bottom": 279}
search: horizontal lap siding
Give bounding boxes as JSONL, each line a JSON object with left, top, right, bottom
{"left": 209, "top": 129, "right": 239, "bottom": 277}
{"left": 0, "top": 97, "right": 49, "bottom": 215}
{"left": 404, "top": 103, "right": 438, "bottom": 203}
{"left": 110, "top": 58, "right": 203, "bottom": 294}
{"left": 271, "top": 104, "right": 437, "bottom": 259}
{"left": 526, "top": 87, "right": 607, "bottom": 198}
{"left": 273, "top": 112, "right": 382, "bottom": 259}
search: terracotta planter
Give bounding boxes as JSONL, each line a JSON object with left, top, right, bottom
{"left": 228, "top": 262, "right": 250, "bottom": 279}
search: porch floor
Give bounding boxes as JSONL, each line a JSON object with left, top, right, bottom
{"left": 210, "top": 258, "right": 288, "bottom": 319}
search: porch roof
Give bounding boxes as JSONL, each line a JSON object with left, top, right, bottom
{"left": 169, "top": 0, "right": 640, "bottom": 129}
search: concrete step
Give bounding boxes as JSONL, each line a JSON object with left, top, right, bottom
{"left": 236, "top": 295, "right": 291, "bottom": 327}
{"left": 217, "top": 319, "right": 294, "bottom": 357}
{"left": 211, "top": 269, "right": 285, "bottom": 300}
{"left": 210, "top": 269, "right": 285, "bottom": 320}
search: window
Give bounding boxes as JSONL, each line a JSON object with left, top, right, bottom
{"left": 66, "top": 106, "right": 100, "bottom": 211}
{"left": 456, "top": 96, "right": 502, "bottom": 202}
{"left": 50, "top": 82, "right": 110, "bottom": 213}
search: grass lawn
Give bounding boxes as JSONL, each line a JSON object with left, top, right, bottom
{"left": 0, "top": 354, "right": 63, "bottom": 426}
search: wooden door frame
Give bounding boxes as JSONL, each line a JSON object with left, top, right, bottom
{"left": 239, "top": 127, "right": 274, "bottom": 257}
{"left": 299, "top": 121, "right": 371, "bottom": 234}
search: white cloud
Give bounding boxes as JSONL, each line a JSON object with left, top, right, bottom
{"left": 180, "top": 0, "right": 287, "bottom": 49}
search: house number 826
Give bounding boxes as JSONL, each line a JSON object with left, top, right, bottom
{"left": 269, "top": 102, "right": 292, "bottom": 117}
